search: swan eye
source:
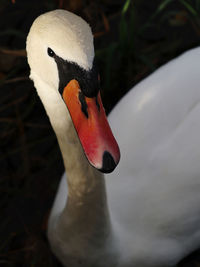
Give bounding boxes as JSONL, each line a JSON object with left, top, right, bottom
{"left": 47, "top": 47, "right": 55, "bottom": 57}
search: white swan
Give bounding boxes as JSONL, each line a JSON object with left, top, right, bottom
{"left": 26, "top": 9, "right": 200, "bottom": 267}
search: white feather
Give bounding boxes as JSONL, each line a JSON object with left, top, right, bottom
{"left": 26, "top": 9, "right": 200, "bottom": 267}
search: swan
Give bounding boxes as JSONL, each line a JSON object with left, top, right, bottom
{"left": 26, "top": 9, "right": 200, "bottom": 267}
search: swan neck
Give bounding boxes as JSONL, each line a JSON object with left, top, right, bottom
{"left": 34, "top": 76, "right": 112, "bottom": 253}
{"left": 55, "top": 110, "right": 112, "bottom": 255}
{"left": 33, "top": 72, "right": 119, "bottom": 266}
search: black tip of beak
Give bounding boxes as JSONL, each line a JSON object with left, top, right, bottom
{"left": 100, "top": 151, "right": 117, "bottom": 173}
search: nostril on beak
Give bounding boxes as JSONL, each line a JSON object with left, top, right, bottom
{"left": 100, "top": 151, "right": 117, "bottom": 173}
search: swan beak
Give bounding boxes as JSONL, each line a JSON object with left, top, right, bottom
{"left": 62, "top": 79, "right": 120, "bottom": 173}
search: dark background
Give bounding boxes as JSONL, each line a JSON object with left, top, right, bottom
{"left": 0, "top": 0, "right": 200, "bottom": 266}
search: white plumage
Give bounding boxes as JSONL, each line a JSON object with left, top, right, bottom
{"left": 107, "top": 47, "right": 200, "bottom": 266}
{"left": 26, "top": 9, "right": 200, "bottom": 267}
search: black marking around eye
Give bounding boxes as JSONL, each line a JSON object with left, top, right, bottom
{"left": 55, "top": 55, "right": 100, "bottom": 98}
{"left": 47, "top": 47, "right": 55, "bottom": 57}
{"left": 96, "top": 97, "right": 100, "bottom": 112}
{"left": 78, "top": 91, "right": 88, "bottom": 118}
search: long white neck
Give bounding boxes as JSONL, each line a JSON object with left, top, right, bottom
{"left": 33, "top": 74, "right": 115, "bottom": 266}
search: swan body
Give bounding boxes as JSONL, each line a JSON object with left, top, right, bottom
{"left": 26, "top": 9, "right": 200, "bottom": 267}
{"left": 107, "top": 46, "right": 200, "bottom": 266}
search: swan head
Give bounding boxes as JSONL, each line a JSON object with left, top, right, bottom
{"left": 26, "top": 9, "right": 120, "bottom": 173}
{"left": 26, "top": 9, "right": 94, "bottom": 90}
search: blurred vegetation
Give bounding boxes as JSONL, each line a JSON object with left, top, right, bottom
{"left": 0, "top": 0, "right": 200, "bottom": 266}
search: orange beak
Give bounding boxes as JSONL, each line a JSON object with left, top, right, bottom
{"left": 62, "top": 79, "right": 120, "bottom": 173}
